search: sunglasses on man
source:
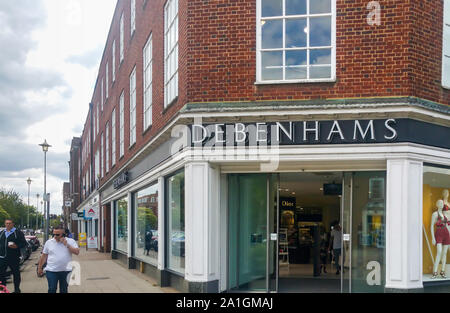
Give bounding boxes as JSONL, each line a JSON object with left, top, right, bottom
{"left": 52, "top": 233, "right": 63, "bottom": 237}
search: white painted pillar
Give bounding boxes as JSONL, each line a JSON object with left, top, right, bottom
{"left": 110, "top": 201, "right": 114, "bottom": 251}
{"left": 127, "top": 192, "right": 132, "bottom": 258}
{"left": 184, "top": 162, "right": 220, "bottom": 284}
{"left": 385, "top": 158, "right": 423, "bottom": 290}
{"left": 157, "top": 176, "right": 165, "bottom": 270}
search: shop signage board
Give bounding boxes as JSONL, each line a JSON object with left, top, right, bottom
{"left": 88, "top": 236, "right": 98, "bottom": 249}
{"left": 189, "top": 118, "right": 450, "bottom": 149}
{"left": 79, "top": 232, "right": 87, "bottom": 247}
{"left": 85, "top": 207, "right": 98, "bottom": 219}
{"left": 113, "top": 171, "right": 129, "bottom": 189}
{"left": 71, "top": 213, "right": 83, "bottom": 221}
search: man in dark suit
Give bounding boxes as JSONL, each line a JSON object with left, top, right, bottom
{"left": 0, "top": 219, "right": 27, "bottom": 293}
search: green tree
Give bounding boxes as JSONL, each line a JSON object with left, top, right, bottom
{"left": 0, "top": 204, "right": 10, "bottom": 225}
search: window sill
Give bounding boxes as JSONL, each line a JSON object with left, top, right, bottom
{"left": 142, "top": 125, "right": 152, "bottom": 136}
{"left": 162, "top": 96, "right": 178, "bottom": 114}
{"left": 255, "top": 78, "right": 336, "bottom": 85}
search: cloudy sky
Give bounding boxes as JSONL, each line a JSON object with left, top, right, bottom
{"left": 0, "top": 0, "right": 117, "bottom": 215}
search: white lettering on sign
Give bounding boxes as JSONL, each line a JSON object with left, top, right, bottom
{"left": 366, "top": 261, "right": 381, "bottom": 286}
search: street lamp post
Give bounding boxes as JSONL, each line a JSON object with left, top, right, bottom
{"left": 36, "top": 194, "right": 40, "bottom": 230}
{"left": 41, "top": 200, "right": 44, "bottom": 230}
{"left": 39, "top": 139, "right": 51, "bottom": 242}
{"left": 26, "top": 177, "right": 32, "bottom": 229}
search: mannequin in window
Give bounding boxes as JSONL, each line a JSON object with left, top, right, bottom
{"left": 443, "top": 189, "right": 449, "bottom": 212}
{"left": 431, "top": 200, "right": 450, "bottom": 278}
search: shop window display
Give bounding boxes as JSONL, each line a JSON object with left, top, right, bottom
{"left": 166, "top": 170, "right": 185, "bottom": 274}
{"left": 115, "top": 196, "right": 128, "bottom": 253}
{"left": 423, "top": 165, "right": 450, "bottom": 282}
{"left": 134, "top": 183, "right": 159, "bottom": 265}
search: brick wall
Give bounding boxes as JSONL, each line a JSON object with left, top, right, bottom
{"left": 409, "top": 0, "right": 450, "bottom": 105}
{"left": 76, "top": 0, "right": 449, "bottom": 191}
{"left": 186, "top": 0, "right": 449, "bottom": 104}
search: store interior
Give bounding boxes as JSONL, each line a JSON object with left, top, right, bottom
{"left": 278, "top": 172, "right": 342, "bottom": 293}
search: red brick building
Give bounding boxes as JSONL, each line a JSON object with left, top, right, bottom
{"left": 71, "top": 0, "right": 450, "bottom": 293}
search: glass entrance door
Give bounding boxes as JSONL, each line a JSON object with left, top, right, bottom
{"left": 341, "top": 171, "right": 387, "bottom": 292}
{"left": 228, "top": 173, "right": 278, "bottom": 292}
{"left": 227, "top": 171, "right": 387, "bottom": 293}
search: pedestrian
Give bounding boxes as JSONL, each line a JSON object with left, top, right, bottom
{"left": 329, "top": 222, "right": 343, "bottom": 275}
{"left": 38, "top": 225, "right": 79, "bottom": 293}
{"left": 0, "top": 218, "right": 27, "bottom": 293}
{"left": 65, "top": 228, "right": 73, "bottom": 239}
{"left": 319, "top": 231, "right": 329, "bottom": 274}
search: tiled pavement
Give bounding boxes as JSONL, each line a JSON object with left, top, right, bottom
{"left": 4, "top": 245, "right": 178, "bottom": 293}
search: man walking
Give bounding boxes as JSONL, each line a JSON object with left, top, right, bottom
{"left": 38, "top": 226, "right": 79, "bottom": 293}
{"left": 0, "top": 219, "right": 27, "bottom": 293}
{"left": 329, "top": 222, "right": 343, "bottom": 275}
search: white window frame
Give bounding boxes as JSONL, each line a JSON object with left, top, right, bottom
{"left": 95, "top": 149, "right": 99, "bottom": 188}
{"left": 101, "top": 132, "right": 104, "bottom": 178}
{"left": 106, "top": 62, "right": 109, "bottom": 99}
{"left": 96, "top": 103, "right": 99, "bottom": 135}
{"left": 443, "top": 0, "right": 450, "bottom": 89}
{"left": 256, "top": 0, "right": 336, "bottom": 84}
{"left": 164, "top": 0, "right": 178, "bottom": 107}
{"left": 143, "top": 34, "right": 153, "bottom": 130}
{"left": 120, "top": 13, "right": 124, "bottom": 63}
{"left": 93, "top": 107, "right": 96, "bottom": 140}
{"left": 111, "top": 108, "right": 116, "bottom": 166}
{"left": 106, "top": 121, "right": 110, "bottom": 173}
{"left": 131, "top": 0, "right": 136, "bottom": 36}
{"left": 101, "top": 78, "right": 104, "bottom": 111}
{"left": 129, "top": 66, "right": 137, "bottom": 146}
{"left": 112, "top": 40, "right": 116, "bottom": 82}
{"left": 119, "top": 91, "right": 125, "bottom": 158}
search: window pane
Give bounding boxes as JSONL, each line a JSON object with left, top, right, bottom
{"left": 167, "top": 170, "right": 185, "bottom": 274}
{"left": 351, "top": 172, "right": 386, "bottom": 293}
{"left": 286, "top": 18, "right": 307, "bottom": 48}
{"left": 261, "top": 51, "right": 283, "bottom": 80}
{"left": 422, "top": 166, "right": 450, "bottom": 286}
{"left": 310, "top": 0, "right": 331, "bottom": 14}
{"left": 310, "top": 66, "right": 331, "bottom": 78}
{"left": 310, "top": 16, "right": 332, "bottom": 46}
{"left": 286, "top": 50, "right": 307, "bottom": 66}
{"left": 261, "top": 0, "right": 282, "bottom": 17}
{"left": 286, "top": 0, "right": 306, "bottom": 15}
{"left": 310, "top": 48, "right": 332, "bottom": 65}
{"left": 262, "top": 19, "right": 283, "bottom": 49}
{"left": 286, "top": 66, "right": 307, "bottom": 79}
{"left": 115, "top": 196, "right": 128, "bottom": 253}
{"left": 135, "top": 183, "right": 159, "bottom": 264}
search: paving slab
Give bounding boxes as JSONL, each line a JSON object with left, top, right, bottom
{"left": 3, "top": 247, "right": 179, "bottom": 293}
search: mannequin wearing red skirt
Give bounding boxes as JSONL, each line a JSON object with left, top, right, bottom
{"left": 431, "top": 200, "right": 450, "bottom": 279}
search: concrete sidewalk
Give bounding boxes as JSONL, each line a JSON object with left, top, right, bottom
{"left": 4, "top": 247, "right": 178, "bottom": 293}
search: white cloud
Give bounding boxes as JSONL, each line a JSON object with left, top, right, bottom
{"left": 0, "top": 0, "right": 117, "bottom": 215}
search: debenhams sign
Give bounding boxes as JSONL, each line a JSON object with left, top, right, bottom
{"left": 189, "top": 119, "right": 398, "bottom": 146}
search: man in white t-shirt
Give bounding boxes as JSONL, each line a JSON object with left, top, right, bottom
{"left": 38, "top": 226, "right": 79, "bottom": 293}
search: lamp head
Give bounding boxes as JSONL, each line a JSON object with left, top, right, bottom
{"left": 39, "top": 139, "right": 51, "bottom": 152}
{"left": 27, "top": 177, "right": 32, "bottom": 185}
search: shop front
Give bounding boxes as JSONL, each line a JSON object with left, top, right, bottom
{"left": 76, "top": 193, "right": 100, "bottom": 250}
{"left": 100, "top": 102, "right": 449, "bottom": 292}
